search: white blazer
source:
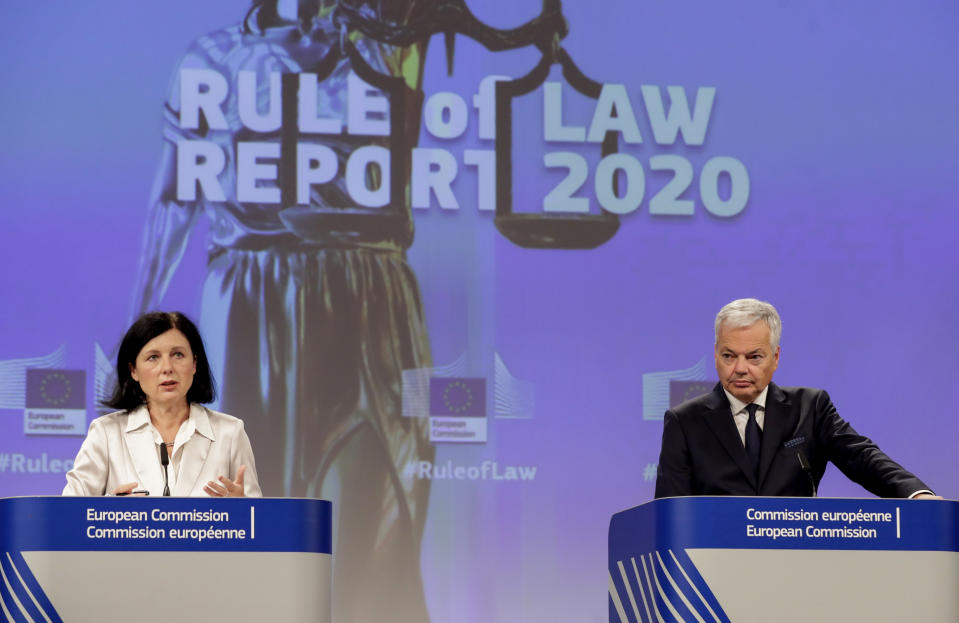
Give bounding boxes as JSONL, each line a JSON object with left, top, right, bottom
{"left": 63, "top": 404, "right": 262, "bottom": 497}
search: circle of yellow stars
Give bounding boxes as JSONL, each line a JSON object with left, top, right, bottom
{"left": 442, "top": 381, "right": 473, "bottom": 414}
{"left": 40, "top": 372, "right": 72, "bottom": 406}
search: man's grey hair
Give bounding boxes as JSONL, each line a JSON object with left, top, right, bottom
{"left": 714, "top": 298, "right": 782, "bottom": 350}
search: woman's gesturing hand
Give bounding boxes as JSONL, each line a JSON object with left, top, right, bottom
{"left": 203, "top": 465, "right": 247, "bottom": 497}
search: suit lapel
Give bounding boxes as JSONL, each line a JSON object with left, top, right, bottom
{"left": 701, "top": 385, "right": 758, "bottom": 490}
{"left": 758, "top": 383, "right": 794, "bottom": 490}
{"left": 173, "top": 405, "right": 214, "bottom": 496}
{"left": 125, "top": 406, "right": 165, "bottom": 494}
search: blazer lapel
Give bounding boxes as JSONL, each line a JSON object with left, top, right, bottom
{"left": 125, "top": 406, "right": 165, "bottom": 495}
{"left": 758, "top": 383, "right": 794, "bottom": 489}
{"left": 173, "top": 405, "right": 214, "bottom": 496}
{"left": 701, "top": 384, "right": 758, "bottom": 490}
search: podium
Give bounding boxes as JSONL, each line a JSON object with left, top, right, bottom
{"left": 609, "top": 497, "right": 959, "bottom": 623}
{"left": 0, "top": 496, "right": 331, "bottom": 623}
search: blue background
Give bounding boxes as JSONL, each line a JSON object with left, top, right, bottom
{"left": 1, "top": 2, "right": 957, "bottom": 621}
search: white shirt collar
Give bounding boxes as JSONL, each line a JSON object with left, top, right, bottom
{"left": 723, "top": 385, "right": 769, "bottom": 414}
{"left": 125, "top": 405, "right": 151, "bottom": 432}
{"left": 188, "top": 404, "right": 215, "bottom": 441}
{"left": 124, "top": 403, "right": 215, "bottom": 442}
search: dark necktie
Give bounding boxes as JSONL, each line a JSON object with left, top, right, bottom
{"left": 744, "top": 403, "right": 762, "bottom": 480}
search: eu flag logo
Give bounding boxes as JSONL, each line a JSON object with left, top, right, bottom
{"left": 669, "top": 380, "right": 713, "bottom": 408}
{"left": 429, "top": 378, "right": 486, "bottom": 418}
{"left": 26, "top": 369, "right": 85, "bottom": 409}
{"left": 24, "top": 369, "right": 87, "bottom": 436}
{"left": 428, "top": 377, "right": 487, "bottom": 443}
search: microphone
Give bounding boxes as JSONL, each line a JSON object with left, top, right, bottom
{"left": 796, "top": 450, "right": 816, "bottom": 497}
{"left": 160, "top": 442, "right": 171, "bottom": 497}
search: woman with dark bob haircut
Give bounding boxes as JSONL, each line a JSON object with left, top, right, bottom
{"left": 64, "top": 312, "right": 261, "bottom": 497}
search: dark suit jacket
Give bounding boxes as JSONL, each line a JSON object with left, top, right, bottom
{"left": 654, "top": 382, "right": 929, "bottom": 498}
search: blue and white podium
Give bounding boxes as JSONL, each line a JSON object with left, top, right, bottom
{"left": 609, "top": 497, "right": 959, "bottom": 623}
{"left": 0, "top": 497, "right": 332, "bottom": 623}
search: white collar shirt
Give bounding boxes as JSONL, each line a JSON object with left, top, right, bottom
{"left": 63, "top": 404, "right": 260, "bottom": 497}
{"left": 724, "top": 385, "right": 770, "bottom": 447}
{"left": 128, "top": 405, "right": 217, "bottom": 495}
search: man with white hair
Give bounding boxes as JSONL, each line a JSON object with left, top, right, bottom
{"left": 654, "top": 298, "right": 938, "bottom": 499}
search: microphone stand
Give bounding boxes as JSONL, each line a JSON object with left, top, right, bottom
{"left": 160, "top": 443, "right": 171, "bottom": 497}
{"left": 796, "top": 451, "right": 817, "bottom": 497}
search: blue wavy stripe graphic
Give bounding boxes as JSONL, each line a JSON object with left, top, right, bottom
{"left": 640, "top": 555, "right": 664, "bottom": 623}
{"left": 630, "top": 557, "right": 654, "bottom": 623}
{"left": 1, "top": 552, "right": 63, "bottom": 623}
{"left": 610, "top": 557, "right": 653, "bottom": 623}
{"left": 0, "top": 557, "right": 28, "bottom": 623}
{"left": 609, "top": 550, "right": 730, "bottom": 622}
{"left": 634, "top": 558, "right": 653, "bottom": 623}
{"left": 651, "top": 552, "right": 707, "bottom": 621}
{"left": 650, "top": 552, "right": 690, "bottom": 622}
{"left": 657, "top": 550, "right": 712, "bottom": 622}
{"left": 669, "top": 549, "right": 730, "bottom": 622}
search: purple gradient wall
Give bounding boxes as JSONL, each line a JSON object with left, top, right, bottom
{"left": 1, "top": 2, "right": 957, "bottom": 621}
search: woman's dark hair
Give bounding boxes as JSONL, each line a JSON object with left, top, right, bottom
{"left": 103, "top": 311, "right": 216, "bottom": 411}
